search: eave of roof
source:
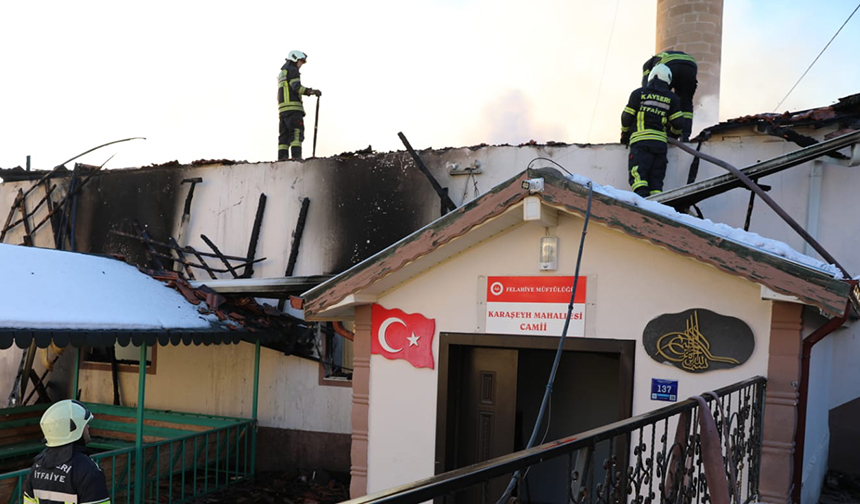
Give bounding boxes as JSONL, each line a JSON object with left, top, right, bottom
{"left": 0, "top": 328, "right": 285, "bottom": 350}
{"left": 303, "top": 169, "right": 851, "bottom": 319}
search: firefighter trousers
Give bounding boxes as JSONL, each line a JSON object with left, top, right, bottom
{"left": 669, "top": 63, "right": 697, "bottom": 141}
{"left": 628, "top": 141, "right": 668, "bottom": 197}
{"left": 278, "top": 112, "right": 305, "bottom": 160}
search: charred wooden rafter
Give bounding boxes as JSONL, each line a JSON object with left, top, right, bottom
{"left": 278, "top": 197, "right": 311, "bottom": 311}
{"left": 111, "top": 228, "right": 266, "bottom": 278}
{"left": 242, "top": 193, "right": 267, "bottom": 278}
{"left": 201, "top": 234, "right": 239, "bottom": 278}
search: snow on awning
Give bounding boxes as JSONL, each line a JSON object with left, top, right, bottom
{"left": 0, "top": 244, "right": 290, "bottom": 348}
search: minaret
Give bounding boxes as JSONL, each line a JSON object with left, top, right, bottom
{"left": 655, "top": 0, "right": 723, "bottom": 135}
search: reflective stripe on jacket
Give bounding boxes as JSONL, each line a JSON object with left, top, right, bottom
{"left": 621, "top": 81, "right": 684, "bottom": 146}
{"left": 278, "top": 61, "right": 306, "bottom": 114}
{"left": 641, "top": 50, "right": 697, "bottom": 85}
{"left": 24, "top": 446, "right": 111, "bottom": 504}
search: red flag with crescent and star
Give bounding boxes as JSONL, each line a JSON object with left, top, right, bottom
{"left": 371, "top": 304, "right": 436, "bottom": 369}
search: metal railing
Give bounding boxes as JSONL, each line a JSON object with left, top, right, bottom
{"left": 2, "top": 420, "right": 255, "bottom": 504}
{"left": 346, "top": 376, "right": 766, "bottom": 504}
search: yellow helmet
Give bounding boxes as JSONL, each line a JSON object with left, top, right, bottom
{"left": 40, "top": 400, "right": 93, "bottom": 447}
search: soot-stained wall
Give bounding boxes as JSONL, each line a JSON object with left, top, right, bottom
{"left": 68, "top": 154, "right": 442, "bottom": 278}
{"left": 326, "top": 152, "right": 438, "bottom": 273}
{"left": 75, "top": 167, "right": 184, "bottom": 265}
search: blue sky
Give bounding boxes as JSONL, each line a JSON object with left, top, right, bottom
{"left": 0, "top": 0, "right": 858, "bottom": 170}
{"left": 722, "top": 0, "right": 860, "bottom": 114}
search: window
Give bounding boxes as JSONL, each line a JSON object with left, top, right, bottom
{"left": 319, "top": 322, "right": 353, "bottom": 385}
{"left": 82, "top": 344, "right": 157, "bottom": 374}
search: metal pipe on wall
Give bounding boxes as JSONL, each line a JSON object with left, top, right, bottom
{"left": 805, "top": 161, "right": 824, "bottom": 257}
{"left": 251, "top": 340, "right": 261, "bottom": 476}
{"left": 793, "top": 297, "right": 852, "bottom": 504}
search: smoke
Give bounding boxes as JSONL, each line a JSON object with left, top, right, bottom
{"left": 470, "top": 89, "right": 567, "bottom": 145}
{"left": 693, "top": 94, "right": 720, "bottom": 137}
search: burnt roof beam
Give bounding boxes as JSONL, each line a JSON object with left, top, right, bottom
{"left": 653, "top": 129, "right": 860, "bottom": 208}
{"left": 757, "top": 122, "right": 849, "bottom": 160}
{"left": 665, "top": 137, "right": 851, "bottom": 280}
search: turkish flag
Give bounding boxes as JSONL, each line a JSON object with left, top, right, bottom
{"left": 371, "top": 304, "right": 436, "bottom": 369}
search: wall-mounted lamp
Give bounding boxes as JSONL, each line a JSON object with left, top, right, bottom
{"left": 521, "top": 178, "right": 544, "bottom": 193}
{"left": 540, "top": 235, "right": 558, "bottom": 271}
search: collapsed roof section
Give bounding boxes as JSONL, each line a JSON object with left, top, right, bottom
{"left": 699, "top": 92, "right": 860, "bottom": 142}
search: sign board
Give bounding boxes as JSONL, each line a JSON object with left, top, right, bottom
{"left": 485, "top": 276, "right": 586, "bottom": 336}
{"left": 651, "top": 378, "right": 678, "bottom": 402}
{"left": 642, "top": 308, "right": 754, "bottom": 373}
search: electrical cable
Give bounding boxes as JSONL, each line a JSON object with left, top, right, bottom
{"left": 587, "top": 0, "right": 621, "bottom": 142}
{"left": 773, "top": 2, "right": 860, "bottom": 111}
{"left": 527, "top": 157, "right": 575, "bottom": 177}
{"left": 519, "top": 397, "right": 552, "bottom": 486}
{"left": 495, "top": 181, "right": 595, "bottom": 504}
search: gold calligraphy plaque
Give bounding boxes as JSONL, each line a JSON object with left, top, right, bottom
{"left": 643, "top": 309, "right": 754, "bottom": 373}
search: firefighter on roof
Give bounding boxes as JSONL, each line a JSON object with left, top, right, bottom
{"left": 621, "top": 64, "right": 684, "bottom": 198}
{"left": 278, "top": 50, "right": 322, "bottom": 161}
{"left": 24, "top": 400, "right": 111, "bottom": 504}
{"left": 642, "top": 50, "right": 697, "bottom": 141}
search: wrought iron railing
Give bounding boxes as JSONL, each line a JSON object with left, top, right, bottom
{"left": 2, "top": 420, "right": 254, "bottom": 504}
{"left": 345, "top": 376, "right": 766, "bottom": 504}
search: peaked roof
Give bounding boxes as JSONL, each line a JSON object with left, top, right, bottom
{"left": 303, "top": 169, "right": 851, "bottom": 318}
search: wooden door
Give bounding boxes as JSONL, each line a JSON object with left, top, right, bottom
{"left": 456, "top": 347, "right": 518, "bottom": 503}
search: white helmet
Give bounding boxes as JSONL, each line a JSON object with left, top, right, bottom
{"left": 648, "top": 64, "right": 672, "bottom": 85}
{"left": 40, "top": 400, "right": 93, "bottom": 447}
{"left": 286, "top": 50, "right": 308, "bottom": 63}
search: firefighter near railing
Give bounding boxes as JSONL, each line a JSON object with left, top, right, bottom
{"left": 0, "top": 409, "right": 256, "bottom": 504}
{"left": 342, "top": 376, "right": 766, "bottom": 504}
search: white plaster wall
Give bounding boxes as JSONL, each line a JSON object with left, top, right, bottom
{"left": 829, "top": 324, "right": 860, "bottom": 408}
{"left": 78, "top": 342, "right": 351, "bottom": 433}
{"left": 366, "top": 212, "right": 773, "bottom": 493}
{"left": 173, "top": 163, "right": 330, "bottom": 279}
{"left": 803, "top": 335, "right": 833, "bottom": 504}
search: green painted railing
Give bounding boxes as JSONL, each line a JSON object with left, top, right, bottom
{"left": 1, "top": 419, "right": 255, "bottom": 504}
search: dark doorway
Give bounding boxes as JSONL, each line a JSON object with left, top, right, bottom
{"left": 436, "top": 334, "right": 634, "bottom": 504}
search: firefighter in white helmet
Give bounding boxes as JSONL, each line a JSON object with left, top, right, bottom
{"left": 278, "top": 50, "right": 322, "bottom": 160}
{"left": 620, "top": 64, "right": 684, "bottom": 198}
{"left": 23, "top": 400, "right": 110, "bottom": 504}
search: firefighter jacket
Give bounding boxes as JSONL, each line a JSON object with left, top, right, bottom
{"left": 620, "top": 80, "right": 684, "bottom": 146}
{"left": 278, "top": 61, "right": 307, "bottom": 115}
{"left": 23, "top": 445, "right": 111, "bottom": 504}
{"left": 641, "top": 50, "right": 697, "bottom": 86}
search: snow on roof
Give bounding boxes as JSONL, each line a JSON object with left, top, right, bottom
{"left": 0, "top": 244, "right": 218, "bottom": 330}
{"left": 564, "top": 174, "right": 843, "bottom": 279}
